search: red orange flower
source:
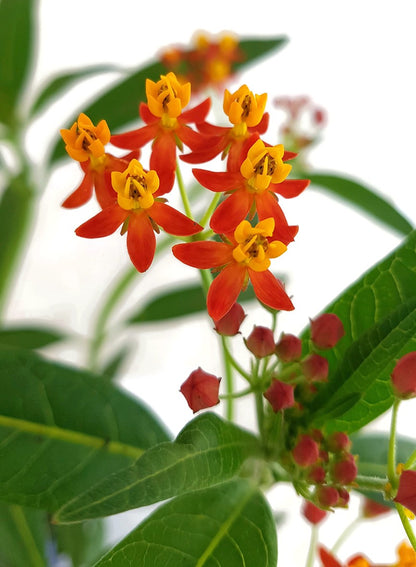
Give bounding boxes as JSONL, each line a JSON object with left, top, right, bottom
{"left": 172, "top": 217, "right": 293, "bottom": 320}
{"left": 75, "top": 159, "right": 202, "bottom": 272}
{"left": 110, "top": 72, "right": 211, "bottom": 194}
{"left": 319, "top": 542, "right": 416, "bottom": 567}
{"left": 193, "top": 135, "right": 309, "bottom": 242}
{"left": 60, "top": 112, "right": 136, "bottom": 209}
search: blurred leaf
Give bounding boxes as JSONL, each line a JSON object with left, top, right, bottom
{"left": 29, "top": 65, "right": 120, "bottom": 118}
{"left": 100, "top": 344, "right": 132, "bottom": 382}
{"left": 308, "top": 298, "right": 416, "bottom": 432}
{"left": 0, "top": 502, "right": 47, "bottom": 567}
{"left": 0, "top": 0, "right": 35, "bottom": 126}
{"left": 128, "top": 283, "right": 256, "bottom": 324}
{"left": 55, "top": 413, "right": 260, "bottom": 523}
{"left": 0, "top": 325, "right": 66, "bottom": 349}
{"left": 0, "top": 174, "right": 36, "bottom": 316}
{"left": 0, "top": 349, "right": 170, "bottom": 513}
{"left": 93, "top": 478, "right": 277, "bottom": 567}
{"left": 306, "top": 172, "right": 413, "bottom": 236}
{"left": 52, "top": 520, "right": 106, "bottom": 567}
{"left": 49, "top": 35, "right": 288, "bottom": 164}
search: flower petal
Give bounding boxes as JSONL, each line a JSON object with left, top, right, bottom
{"left": 75, "top": 204, "right": 128, "bottom": 238}
{"left": 150, "top": 133, "right": 177, "bottom": 195}
{"left": 269, "top": 178, "right": 310, "bottom": 199}
{"left": 150, "top": 202, "right": 202, "bottom": 236}
{"left": 126, "top": 212, "right": 156, "bottom": 272}
{"left": 180, "top": 97, "right": 211, "bottom": 123}
{"left": 180, "top": 137, "right": 228, "bottom": 164}
{"left": 318, "top": 547, "right": 343, "bottom": 567}
{"left": 255, "top": 191, "right": 298, "bottom": 244}
{"left": 207, "top": 264, "right": 246, "bottom": 320}
{"left": 62, "top": 169, "right": 94, "bottom": 208}
{"left": 93, "top": 170, "right": 117, "bottom": 209}
{"left": 210, "top": 190, "right": 252, "bottom": 234}
{"left": 249, "top": 269, "right": 294, "bottom": 312}
{"left": 111, "top": 123, "right": 158, "bottom": 150}
{"left": 172, "top": 241, "right": 233, "bottom": 269}
{"left": 192, "top": 169, "right": 242, "bottom": 192}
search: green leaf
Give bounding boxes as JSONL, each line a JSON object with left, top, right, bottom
{"left": 0, "top": 349, "right": 170, "bottom": 513}
{"left": 0, "top": 174, "right": 36, "bottom": 316}
{"left": 0, "top": 325, "right": 66, "bottom": 349}
{"left": 0, "top": 0, "right": 35, "bottom": 126}
{"left": 93, "top": 478, "right": 277, "bottom": 567}
{"left": 128, "top": 283, "right": 256, "bottom": 324}
{"left": 29, "top": 65, "right": 120, "bottom": 118}
{"left": 308, "top": 298, "right": 416, "bottom": 432}
{"left": 300, "top": 230, "right": 416, "bottom": 431}
{"left": 100, "top": 344, "right": 132, "bottom": 382}
{"left": 306, "top": 172, "right": 413, "bottom": 236}
{"left": 49, "top": 35, "right": 288, "bottom": 164}
{"left": 0, "top": 503, "right": 47, "bottom": 567}
{"left": 52, "top": 520, "right": 106, "bottom": 567}
{"left": 55, "top": 412, "right": 260, "bottom": 523}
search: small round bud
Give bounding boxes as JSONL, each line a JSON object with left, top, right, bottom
{"left": 316, "top": 485, "right": 339, "bottom": 509}
{"left": 263, "top": 379, "right": 295, "bottom": 412}
{"left": 301, "top": 353, "right": 329, "bottom": 382}
{"left": 331, "top": 454, "right": 358, "bottom": 485}
{"left": 292, "top": 434, "right": 320, "bottom": 467}
{"left": 245, "top": 326, "right": 275, "bottom": 358}
{"left": 302, "top": 500, "right": 327, "bottom": 525}
{"left": 180, "top": 367, "right": 221, "bottom": 413}
{"left": 391, "top": 352, "right": 416, "bottom": 399}
{"left": 310, "top": 313, "right": 345, "bottom": 349}
{"left": 308, "top": 465, "right": 326, "bottom": 484}
{"left": 275, "top": 333, "right": 302, "bottom": 362}
{"left": 326, "top": 432, "right": 351, "bottom": 453}
{"left": 213, "top": 303, "right": 245, "bottom": 336}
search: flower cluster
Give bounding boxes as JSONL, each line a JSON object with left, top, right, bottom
{"left": 319, "top": 542, "right": 416, "bottom": 567}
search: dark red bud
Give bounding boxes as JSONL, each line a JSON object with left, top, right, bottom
{"left": 302, "top": 500, "right": 327, "bottom": 525}
{"left": 391, "top": 352, "right": 416, "bottom": 399}
{"left": 245, "top": 325, "right": 276, "bottom": 358}
{"left": 310, "top": 313, "right": 345, "bottom": 349}
{"left": 275, "top": 333, "right": 302, "bottom": 362}
{"left": 308, "top": 465, "right": 326, "bottom": 484}
{"left": 180, "top": 367, "right": 221, "bottom": 413}
{"left": 316, "top": 485, "right": 339, "bottom": 508}
{"left": 292, "top": 434, "right": 320, "bottom": 467}
{"left": 263, "top": 379, "right": 295, "bottom": 412}
{"left": 394, "top": 469, "right": 416, "bottom": 515}
{"left": 213, "top": 303, "right": 246, "bottom": 336}
{"left": 362, "top": 497, "right": 391, "bottom": 518}
{"left": 301, "top": 353, "right": 329, "bottom": 382}
{"left": 326, "top": 432, "right": 351, "bottom": 453}
{"left": 331, "top": 454, "right": 358, "bottom": 485}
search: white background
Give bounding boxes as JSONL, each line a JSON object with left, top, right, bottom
{"left": 4, "top": 0, "right": 416, "bottom": 564}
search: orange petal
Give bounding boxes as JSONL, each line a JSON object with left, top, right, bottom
{"left": 255, "top": 191, "right": 298, "bottom": 245}
{"left": 111, "top": 123, "right": 158, "bottom": 150}
{"left": 150, "top": 133, "right": 177, "bottom": 195}
{"left": 172, "top": 241, "right": 233, "bottom": 269}
{"left": 210, "top": 190, "right": 252, "bottom": 234}
{"left": 192, "top": 169, "right": 242, "bottom": 192}
{"left": 75, "top": 204, "right": 128, "bottom": 238}
{"left": 150, "top": 202, "right": 202, "bottom": 236}
{"left": 269, "top": 178, "right": 310, "bottom": 199}
{"left": 318, "top": 547, "right": 343, "bottom": 567}
{"left": 207, "top": 264, "right": 246, "bottom": 320}
{"left": 126, "top": 212, "right": 156, "bottom": 272}
{"left": 249, "top": 269, "right": 294, "bottom": 312}
{"left": 62, "top": 169, "right": 94, "bottom": 208}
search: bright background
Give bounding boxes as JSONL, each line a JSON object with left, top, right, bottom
{"left": 4, "top": 0, "right": 416, "bottom": 564}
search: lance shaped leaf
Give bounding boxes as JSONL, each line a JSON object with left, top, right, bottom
{"left": 55, "top": 412, "right": 260, "bottom": 523}
{"left": 0, "top": 349, "right": 170, "bottom": 513}
{"left": 93, "top": 478, "right": 277, "bottom": 567}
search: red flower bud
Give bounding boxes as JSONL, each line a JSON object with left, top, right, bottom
{"left": 275, "top": 333, "right": 302, "bottom": 362}
{"left": 394, "top": 469, "right": 416, "bottom": 515}
{"left": 245, "top": 325, "right": 275, "bottom": 358}
{"left": 391, "top": 352, "right": 416, "bottom": 399}
{"left": 316, "top": 485, "right": 339, "bottom": 508}
{"left": 362, "top": 497, "right": 391, "bottom": 518}
{"left": 331, "top": 454, "right": 358, "bottom": 485}
{"left": 213, "top": 303, "right": 245, "bottom": 336}
{"left": 263, "top": 379, "right": 295, "bottom": 412}
{"left": 302, "top": 500, "right": 327, "bottom": 525}
{"left": 337, "top": 487, "right": 350, "bottom": 507}
{"left": 180, "top": 367, "right": 221, "bottom": 413}
{"left": 310, "top": 313, "right": 345, "bottom": 349}
{"left": 308, "top": 465, "right": 326, "bottom": 484}
{"left": 292, "top": 434, "right": 320, "bottom": 467}
{"left": 302, "top": 353, "right": 329, "bottom": 382}
{"left": 326, "top": 432, "right": 351, "bottom": 453}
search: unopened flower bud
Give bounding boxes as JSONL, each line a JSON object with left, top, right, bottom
{"left": 391, "top": 352, "right": 416, "bottom": 399}
{"left": 213, "top": 303, "right": 245, "bottom": 336}
{"left": 302, "top": 500, "right": 327, "bottom": 525}
{"left": 326, "top": 431, "right": 351, "bottom": 453}
{"left": 331, "top": 454, "right": 358, "bottom": 485}
{"left": 264, "top": 379, "right": 295, "bottom": 412}
{"left": 394, "top": 469, "right": 416, "bottom": 515}
{"left": 308, "top": 465, "right": 326, "bottom": 484}
{"left": 180, "top": 367, "right": 221, "bottom": 413}
{"left": 337, "top": 487, "right": 350, "bottom": 507}
{"left": 292, "top": 434, "right": 320, "bottom": 467}
{"left": 302, "top": 353, "right": 329, "bottom": 382}
{"left": 316, "top": 485, "right": 339, "bottom": 509}
{"left": 245, "top": 325, "right": 275, "bottom": 358}
{"left": 310, "top": 313, "right": 345, "bottom": 349}
{"left": 362, "top": 497, "right": 391, "bottom": 518}
{"left": 275, "top": 333, "right": 302, "bottom": 362}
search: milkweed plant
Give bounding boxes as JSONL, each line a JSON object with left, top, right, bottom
{"left": 1, "top": 1, "right": 416, "bottom": 566}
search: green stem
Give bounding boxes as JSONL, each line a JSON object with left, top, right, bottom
{"left": 388, "top": 399, "right": 401, "bottom": 489}
{"left": 305, "top": 524, "right": 319, "bottom": 567}
{"left": 176, "top": 161, "right": 193, "bottom": 219}
{"left": 199, "top": 192, "right": 221, "bottom": 227}
{"left": 331, "top": 516, "right": 362, "bottom": 554}
{"left": 221, "top": 335, "right": 235, "bottom": 421}
{"left": 221, "top": 338, "right": 252, "bottom": 382}
{"left": 395, "top": 502, "right": 416, "bottom": 551}
{"left": 219, "top": 385, "right": 255, "bottom": 399}
{"left": 354, "top": 474, "right": 389, "bottom": 492}
{"left": 405, "top": 448, "right": 416, "bottom": 471}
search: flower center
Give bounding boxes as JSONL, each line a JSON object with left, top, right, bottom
{"left": 112, "top": 159, "right": 160, "bottom": 211}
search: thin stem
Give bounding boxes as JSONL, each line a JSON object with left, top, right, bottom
{"left": 395, "top": 502, "right": 416, "bottom": 552}
{"left": 305, "top": 524, "right": 319, "bottom": 567}
{"left": 199, "top": 192, "right": 221, "bottom": 227}
{"left": 220, "top": 385, "right": 255, "bottom": 399}
{"left": 405, "top": 447, "right": 416, "bottom": 470}
{"left": 331, "top": 516, "right": 362, "bottom": 555}
{"left": 221, "top": 335, "right": 235, "bottom": 421}
{"left": 354, "top": 474, "right": 389, "bottom": 492}
{"left": 176, "top": 161, "right": 193, "bottom": 219}
{"left": 221, "top": 338, "right": 252, "bottom": 382}
{"left": 388, "top": 399, "right": 401, "bottom": 489}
